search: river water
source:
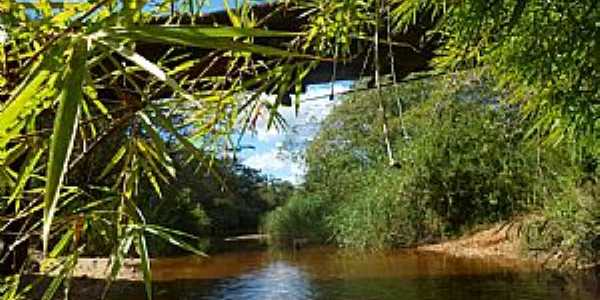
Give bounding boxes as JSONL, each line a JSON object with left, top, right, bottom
{"left": 98, "top": 246, "right": 599, "bottom": 300}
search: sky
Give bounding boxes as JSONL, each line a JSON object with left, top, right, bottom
{"left": 12, "top": 0, "right": 268, "bottom": 14}
{"left": 154, "top": 0, "right": 270, "bottom": 13}
{"left": 201, "top": 0, "right": 268, "bottom": 12}
{"left": 237, "top": 82, "right": 353, "bottom": 184}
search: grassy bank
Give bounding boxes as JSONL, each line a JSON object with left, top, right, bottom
{"left": 264, "top": 72, "right": 599, "bottom": 266}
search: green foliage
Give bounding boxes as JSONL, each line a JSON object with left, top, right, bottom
{"left": 0, "top": 275, "right": 23, "bottom": 300}
{"left": 268, "top": 71, "right": 584, "bottom": 249}
{"left": 293, "top": 0, "right": 374, "bottom": 57}
{"left": 397, "top": 78, "right": 575, "bottom": 233}
{"left": 129, "top": 149, "right": 297, "bottom": 255}
{"left": 392, "top": 0, "right": 600, "bottom": 145}
{"left": 139, "top": 188, "right": 211, "bottom": 256}
{"left": 524, "top": 181, "right": 600, "bottom": 267}
{"left": 328, "top": 167, "right": 432, "bottom": 249}
{"left": 0, "top": 2, "right": 597, "bottom": 298}
{"left": 263, "top": 192, "right": 331, "bottom": 244}
{"left": 157, "top": 158, "right": 294, "bottom": 236}
{"left": 43, "top": 38, "right": 87, "bottom": 256}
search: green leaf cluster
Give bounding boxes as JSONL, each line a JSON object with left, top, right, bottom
{"left": 392, "top": 0, "right": 600, "bottom": 146}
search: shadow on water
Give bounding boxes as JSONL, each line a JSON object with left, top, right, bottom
{"left": 55, "top": 247, "right": 600, "bottom": 300}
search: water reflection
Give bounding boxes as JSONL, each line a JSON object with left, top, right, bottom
{"left": 100, "top": 247, "right": 598, "bottom": 300}
{"left": 206, "top": 261, "right": 315, "bottom": 300}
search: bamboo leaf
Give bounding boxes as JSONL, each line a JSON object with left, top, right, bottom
{"left": 105, "top": 26, "right": 311, "bottom": 58}
{"left": 8, "top": 146, "right": 45, "bottom": 212}
{"left": 98, "top": 39, "right": 194, "bottom": 101}
{"left": 104, "top": 230, "right": 134, "bottom": 295}
{"left": 98, "top": 144, "right": 128, "bottom": 180}
{"left": 2, "top": 144, "right": 28, "bottom": 169}
{"left": 138, "top": 155, "right": 164, "bottom": 198}
{"left": 136, "top": 139, "right": 170, "bottom": 183}
{"left": 0, "top": 43, "right": 65, "bottom": 160}
{"left": 111, "top": 25, "right": 301, "bottom": 39}
{"left": 144, "top": 224, "right": 207, "bottom": 257}
{"left": 139, "top": 112, "right": 176, "bottom": 178}
{"left": 49, "top": 228, "right": 74, "bottom": 258}
{"left": 42, "top": 39, "right": 87, "bottom": 256}
{"left": 135, "top": 233, "right": 152, "bottom": 300}
{"left": 41, "top": 254, "right": 77, "bottom": 300}
{"left": 41, "top": 265, "right": 67, "bottom": 300}
{"left": 149, "top": 105, "right": 227, "bottom": 189}
{"left": 224, "top": 1, "right": 242, "bottom": 28}
{"left": 0, "top": 70, "right": 49, "bottom": 157}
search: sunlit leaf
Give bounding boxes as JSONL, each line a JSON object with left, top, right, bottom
{"left": 8, "top": 146, "right": 45, "bottom": 212}
{"left": 99, "top": 144, "right": 128, "bottom": 179}
{"left": 43, "top": 39, "right": 87, "bottom": 256}
{"left": 105, "top": 26, "right": 311, "bottom": 58}
{"left": 143, "top": 224, "right": 207, "bottom": 257}
{"left": 135, "top": 232, "right": 153, "bottom": 300}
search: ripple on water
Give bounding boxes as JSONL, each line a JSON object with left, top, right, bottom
{"left": 205, "top": 261, "right": 315, "bottom": 300}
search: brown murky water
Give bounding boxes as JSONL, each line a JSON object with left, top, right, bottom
{"left": 100, "top": 247, "right": 599, "bottom": 300}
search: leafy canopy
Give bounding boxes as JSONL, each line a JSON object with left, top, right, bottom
{"left": 392, "top": 0, "right": 599, "bottom": 147}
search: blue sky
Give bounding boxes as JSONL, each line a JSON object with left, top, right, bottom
{"left": 237, "top": 82, "right": 353, "bottom": 184}
{"left": 14, "top": 0, "right": 269, "bottom": 14}
{"left": 195, "top": 1, "right": 352, "bottom": 184}
{"left": 202, "top": 0, "right": 269, "bottom": 12}
{"left": 157, "top": 0, "right": 270, "bottom": 13}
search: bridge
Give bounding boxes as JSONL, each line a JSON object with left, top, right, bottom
{"left": 3, "top": 2, "right": 438, "bottom": 103}
{"left": 140, "top": 2, "right": 438, "bottom": 92}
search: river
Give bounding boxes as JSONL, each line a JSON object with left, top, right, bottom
{"left": 90, "top": 246, "right": 599, "bottom": 300}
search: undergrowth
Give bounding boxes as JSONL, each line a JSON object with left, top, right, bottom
{"left": 265, "top": 72, "right": 598, "bottom": 259}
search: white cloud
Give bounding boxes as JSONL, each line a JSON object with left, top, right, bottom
{"left": 255, "top": 127, "right": 281, "bottom": 142}
{"left": 239, "top": 82, "right": 353, "bottom": 183}
{"left": 248, "top": 82, "right": 352, "bottom": 137}
{"left": 242, "top": 149, "right": 305, "bottom": 184}
{"left": 242, "top": 150, "right": 287, "bottom": 172}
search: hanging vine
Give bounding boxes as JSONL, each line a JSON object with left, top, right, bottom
{"left": 375, "top": 0, "right": 400, "bottom": 168}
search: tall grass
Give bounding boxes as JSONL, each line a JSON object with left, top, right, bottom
{"left": 262, "top": 193, "right": 331, "bottom": 244}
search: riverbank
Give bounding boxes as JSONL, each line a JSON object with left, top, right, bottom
{"left": 419, "top": 220, "right": 526, "bottom": 261}
{"left": 59, "top": 225, "right": 528, "bottom": 281}
{"left": 43, "top": 234, "right": 269, "bottom": 281}
{"left": 419, "top": 215, "right": 599, "bottom": 271}
{"left": 48, "top": 217, "right": 592, "bottom": 282}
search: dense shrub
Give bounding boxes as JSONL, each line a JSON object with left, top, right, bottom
{"left": 79, "top": 155, "right": 297, "bottom": 256}
{"left": 266, "top": 72, "right": 588, "bottom": 249}
{"left": 399, "top": 99, "right": 572, "bottom": 234}
{"left": 143, "top": 188, "right": 211, "bottom": 256}
{"left": 328, "top": 168, "right": 434, "bottom": 249}
{"left": 263, "top": 193, "right": 331, "bottom": 244}
{"left": 524, "top": 181, "right": 600, "bottom": 267}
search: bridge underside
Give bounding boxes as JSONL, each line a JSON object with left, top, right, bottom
{"left": 131, "top": 3, "right": 439, "bottom": 99}
{"left": 3, "top": 3, "right": 438, "bottom": 104}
